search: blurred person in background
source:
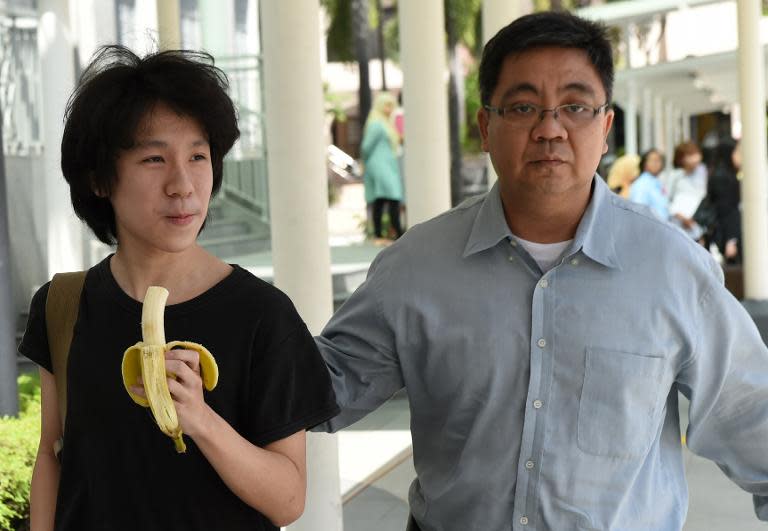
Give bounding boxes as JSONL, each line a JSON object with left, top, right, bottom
{"left": 606, "top": 153, "right": 640, "bottom": 198}
{"left": 361, "top": 92, "right": 405, "bottom": 244}
{"left": 629, "top": 148, "right": 668, "bottom": 220}
{"left": 706, "top": 140, "right": 742, "bottom": 264}
{"left": 667, "top": 141, "right": 707, "bottom": 241}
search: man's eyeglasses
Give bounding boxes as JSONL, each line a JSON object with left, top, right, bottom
{"left": 483, "top": 102, "right": 611, "bottom": 129}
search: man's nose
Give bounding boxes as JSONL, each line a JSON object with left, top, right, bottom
{"left": 531, "top": 110, "right": 567, "bottom": 142}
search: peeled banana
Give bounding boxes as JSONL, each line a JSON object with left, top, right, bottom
{"left": 121, "top": 286, "right": 219, "bottom": 453}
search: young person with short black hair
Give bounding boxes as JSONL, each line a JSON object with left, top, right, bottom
{"left": 20, "top": 45, "right": 338, "bottom": 531}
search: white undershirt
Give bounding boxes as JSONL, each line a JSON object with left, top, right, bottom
{"left": 512, "top": 235, "right": 573, "bottom": 273}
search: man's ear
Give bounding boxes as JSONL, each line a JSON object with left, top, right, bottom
{"left": 602, "top": 108, "right": 615, "bottom": 155}
{"left": 478, "top": 107, "right": 490, "bottom": 152}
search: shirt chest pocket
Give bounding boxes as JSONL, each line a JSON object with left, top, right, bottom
{"left": 577, "top": 347, "right": 665, "bottom": 459}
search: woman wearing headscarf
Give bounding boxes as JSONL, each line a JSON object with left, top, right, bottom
{"left": 361, "top": 92, "right": 404, "bottom": 242}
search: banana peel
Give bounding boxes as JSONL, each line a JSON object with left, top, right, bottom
{"left": 121, "top": 286, "right": 219, "bottom": 453}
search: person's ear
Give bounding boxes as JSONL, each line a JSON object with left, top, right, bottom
{"left": 90, "top": 174, "right": 109, "bottom": 198}
{"left": 478, "top": 107, "right": 490, "bottom": 152}
{"left": 602, "top": 108, "right": 615, "bottom": 155}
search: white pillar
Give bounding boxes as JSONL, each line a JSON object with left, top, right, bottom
{"left": 672, "top": 107, "right": 682, "bottom": 145}
{"left": 624, "top": 80, "right": 639, "bottom": 155}
{"left": 481, "top": 0, "right": 532, "bottom": 190}
{"left": 664, "top": 101, "right": 674, "bottom": 172}
{"left": 261, "top": 3, "right": 343, "bottom": 530}
{"left": 199, "top": 0, "right": 235, "bottom": 58}
{"left": 156, "top": 0, "right": 181, "bottom": 50}
{"left": 38, "top": 0, "right": 84, "bottom": 275}
{"left": 133, "top": 0, "right": 159, "bottom": 54}
{"left": 641, "top": 87, "right": 653, "bottom": 152}
{"left": 654, "top": 96, "right": 666, "bottom": 165}
{"left": 72, "top": 0, "right": 117, "bottom": 66}
{"left": 682, "top": 111, "right": 692, "bottom": 142}
{"left": 399, "top": 1, "right": 451, "bottom": 223}
{"left": 737, "top": 0, "right": 768, "bottom": 300}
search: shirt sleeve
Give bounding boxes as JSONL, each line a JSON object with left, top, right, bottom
{"left": 17, "top": 282, "right": 53, "bottom": 373}
{"left": 313, "top": 249, "right": 405, "bottom": 433}
{"left": 677, "top": 274, "right": 768, "bottom": 521}
{"left": 245, "top": 309, "right": 340, "bottom": 448}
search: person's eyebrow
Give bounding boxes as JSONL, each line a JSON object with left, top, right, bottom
{"left": 498, "top": 83, "right": 539, "bottom": 102}
{"left": 560, "top": 82, "right": 598, "bottom": 98}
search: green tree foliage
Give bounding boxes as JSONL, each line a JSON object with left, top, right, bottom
{"left": 0, "top": 373, "right": 41, "bottom": 531}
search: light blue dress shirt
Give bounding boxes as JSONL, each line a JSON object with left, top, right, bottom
{"left": 629, "top": 171, "right": 669, "bottom": 220}
{"left": 316, "top": 176, "right": 768, "bottom": 531}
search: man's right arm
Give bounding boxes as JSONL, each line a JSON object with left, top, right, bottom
{"left": 313, "top": 252, "right": 405, "bottom": 432}
{"left": 30, "top": 368, "right": 61, "bottom": 531}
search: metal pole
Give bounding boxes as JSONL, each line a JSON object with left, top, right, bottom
{"left": 0, "top": 104, "right": 19, "bottom": 416}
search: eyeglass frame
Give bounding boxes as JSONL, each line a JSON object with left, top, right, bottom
{"left": 483, "top": 102, "right": 612, "bottom": 128}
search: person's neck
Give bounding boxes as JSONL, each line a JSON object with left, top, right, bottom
{"left": 110, "top": 244, "right": 231, "bottom": 304}
{"left": 500, "top": 186, "right": 590, "bottom": 244}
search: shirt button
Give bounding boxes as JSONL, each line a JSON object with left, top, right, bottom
{"left": 508, "top": 256, "right": 515, "bottom": 262}
{"left": 520, "top": 516, "right": 529, "bottom": 525}
{"left": 525, "top": 460, "right": 535, "bottom": 469}
{"left": 533, "top": 399, "right": 543, "bottom": 409}
{"left": 537, "top": 338, "right": 546, "bottom": 348}
{"left": 510, "top": 239, "right": 518, "bottom": 247}
{"left": 570, "top": 258, "right": 580, "bottom": 266}
{"left": 539, "top": 279, "right": 549, "bottom": 288}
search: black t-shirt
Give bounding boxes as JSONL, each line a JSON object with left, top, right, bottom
{"left": 19, "top": 257, "right": 339, "bottom": 531}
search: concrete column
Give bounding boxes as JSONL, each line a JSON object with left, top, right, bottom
{"left": 641, "top": 87, "right": 653, "bottom": 152}
{"left": 72, "top": 0, "right": 117, "bottom": 66}
{"left": 199, "top": 0, "right": 235, "bottom": 58}
{"left": 682, "top": 111, "right": 691, "bottom": 142}
{"left": 261, "top": 3, "right": 342, "bottom": 530}
{"left": 399, "top": 1, "right": 451, "bottom": 223}
{"left": 653, "top": 96, "right": 666, "bottom": 165}
{"left": 664, "top": 101, "right": 674, "bottom": 172}
{"left": 737, "top": 0, "right": 768, "bottom": 300}
{"left": 672, "top": 107, "right": 682, "bottom": 145}
{"left": 38, "top": 0, "right": 84, "bottom": 275}
{"left": 624, "top": 80, "right": 639, "bottom": 155}
{"left": 156, "top": 0, "right": 182, "bottom": 50}
{"left": 482, "top": 0, "right": 532, "bottom": 190}
{"left": 133, "top": 0, "right": 159, "bottom": 53}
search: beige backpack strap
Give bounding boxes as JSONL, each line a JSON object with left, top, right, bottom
{"left": 45, "top": 271, "right": 87, "bottom": 453}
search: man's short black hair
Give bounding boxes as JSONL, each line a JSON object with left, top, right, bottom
{"left": 479, "top": 11, "right": 614, "bottom": 106}
{"left": 61, "top": 45, "right": 240, "bottom": 245}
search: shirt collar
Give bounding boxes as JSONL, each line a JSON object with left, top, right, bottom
{"left": 572, "top": 175, "right": 621, "bottom": 270}
{"left": 462, "top": 181, "right": 514, "bottom": 258}
{"left": 462, "top": 175, "right": 621, "bottom": 270}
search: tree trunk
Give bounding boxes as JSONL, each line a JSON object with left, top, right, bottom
{"left": 446, "top": 8, "right": 463, "bottom": 207}
{"left": 353, "top": 0, "right": 372, "bottom": 123}
{"left": 375, "top": 0, "right": 387, "bottom": 90}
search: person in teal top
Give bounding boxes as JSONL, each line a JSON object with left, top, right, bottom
{"left": 361, "top": 92, "right": 404, "bottom": 240}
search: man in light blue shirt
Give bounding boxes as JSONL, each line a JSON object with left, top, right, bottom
{"left": 316, "top": 11, "right": 768, "bottom": 531}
